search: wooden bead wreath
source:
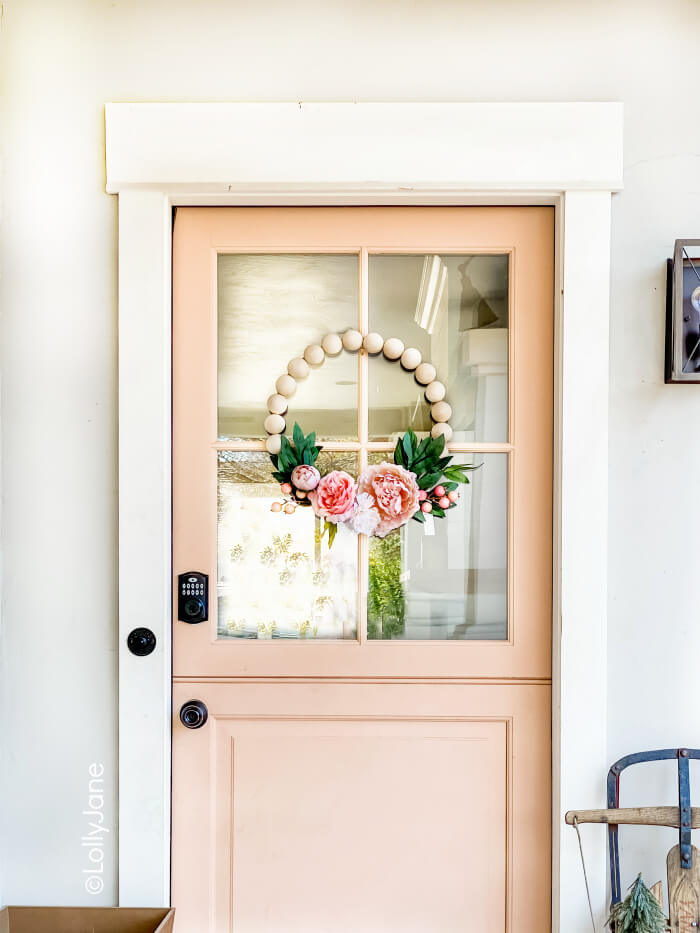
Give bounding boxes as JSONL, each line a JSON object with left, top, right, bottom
{"left": 264, "top": 328, "right": 454, "bottom": 455}
{"left": 265, "top": 329, "right": 479, "bottom": 544}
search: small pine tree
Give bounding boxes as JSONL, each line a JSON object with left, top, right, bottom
{"left": 607, "top": 874, "right": 667, "bottom": 932}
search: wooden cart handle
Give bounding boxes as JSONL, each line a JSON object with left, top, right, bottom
{"left": 566, "top": 806, "right": 700, "bottom": 828}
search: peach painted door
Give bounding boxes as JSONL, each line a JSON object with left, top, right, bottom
{"left": 172, "top": 207, "right": 553, "bottom": 932}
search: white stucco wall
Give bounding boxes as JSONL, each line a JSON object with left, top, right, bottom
{"left": 1, "top": 0, "right": 700, "bottom": 916}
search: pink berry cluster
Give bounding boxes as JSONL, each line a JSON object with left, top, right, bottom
{"left": 270, "top": 482, "right": 298, "bottom": 514}
{"left": 417, "top": 484, "right": 459, "bottom": 514}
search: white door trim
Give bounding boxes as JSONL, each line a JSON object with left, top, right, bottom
{"left": 108, "top": 101, "right": 622, "bottom": 932}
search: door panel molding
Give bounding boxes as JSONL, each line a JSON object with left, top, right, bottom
{"left": 171, "top": 681, "right": 549, "bottom": 933}
{"left": 108, "top": 102, "right": 621, "bottom": 931}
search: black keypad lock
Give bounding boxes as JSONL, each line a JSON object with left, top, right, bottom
{"left": 178, "top": 572, "right": 208, "bottom": 623}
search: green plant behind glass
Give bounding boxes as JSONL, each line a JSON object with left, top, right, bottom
{"left": 367, "top": 532, "right": 405, "bottom": 639}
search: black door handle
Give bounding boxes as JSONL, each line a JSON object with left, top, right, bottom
{"left": 179, "top": 700, "right": 208, "bottom": 729}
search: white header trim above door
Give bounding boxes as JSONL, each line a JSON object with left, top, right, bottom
{"left": 107, "top": 101, "right": 622, "bottom": 933}
{"left": 106, "top": 101, "right": 623, "bottom": 194}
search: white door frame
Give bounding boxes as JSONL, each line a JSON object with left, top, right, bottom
{"left": 107, "top": 101, "right": 622, "bottom": 932}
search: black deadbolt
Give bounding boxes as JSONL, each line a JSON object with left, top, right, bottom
{"left": 180, "top": 700, "right": 208, "bottom": 730}
{"left": 127, "top": 627, "right": 157, "bottom": 657}
{"left": 178, "top": 572, "right": 208, "bottom": 623}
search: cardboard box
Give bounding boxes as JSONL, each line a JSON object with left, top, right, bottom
{"left": 0, "top": 907, "right": 175, "bottom": 933}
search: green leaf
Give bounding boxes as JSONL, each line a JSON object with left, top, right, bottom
{"left": 292, "top": 422, "right": 304, "bottom": 452}
{"left": 443, "top": 481, "right": 458, "bottom": 492}
{"left": 416, "top": 436, "right": 431, "bottom": 456}
{"left": 449, "top": 462, "right": 481, "bottom": 473}
{"left": 409, "top": 447, "right": 433, "bottom": 467}
{"left": 429, "top": 435, "right": 445, "bottom": 457}
{"left": 278, "top": 435, "right": 298, "bottom": 471}
{"left": 270, "top": 455, "right": 279, "bottom": 469}
{"left": 302, "top": 448, "right": 313, "bottom": 465}
{"left": 394, "top": 438, "right": 405, "bottom": 467}
{"left": 312, "top": 446, "right": 322, "bottom": 461}
{"left": 412, "top": 510, "right": 426, "bottom": 524}
{"left": 418, "top": 472, "right": 442, "bottom": 490}
{"left": 271, "top": 471, "right": 287, "bottom": 484}
{"left": 402, "top": 431, "right": 413, "bottom": 463}
{"left": 443, "top": 463, "right": 480, "bottom": 483}
{"left": 279, "top": 433, "right": 294, "bottom": 458}
{"left": 321, "top": 518, "right": 338, "bottom": 548}
{"left": 431, "top": 505, "right": 445, "bottom": 518}
{"left": 306, "top": 431, "right": 317, "bottom": 451}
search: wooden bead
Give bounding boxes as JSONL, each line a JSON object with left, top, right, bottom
{"left": 431, "top": 401, "right": 452, "bottom": 423}
{"left": 266, "top": 434, "right": 282, "bottom": 454}
{"left": 275, "top": 373, "right": 297, "bottom": 397}
{"left": 322, "top": 333, "right": 343, "bottom": 356}
{"left": 264, "top": 413, "right": 286, "bottom": 435}
{"left": 267, "top": 393, "right": 288, "bottom": 415}
{"left": 383, "top": 337, "right": 404, "bottom": 360}
{"left": 400, "top": 347, "right": 422, "bottom": 370}
{"left": 287, "top": 357, "right": 309, "bottom": 380}
{"left": 303, "top": 344, "right": 325, "bottom": 366}
{"left": 363, "top": 332, "right": 384, "bottom": 354}
{"left": 342, "top": 329, "right": 363, "bottom": 351}
{"left": 431, "top": 423, "right": 453, "bottom": 442}
{"left": 415, "top": 362, "right": 437, "bottom": 385}
{"left": 425, "top": 381, "right": 446, "bottom": 403}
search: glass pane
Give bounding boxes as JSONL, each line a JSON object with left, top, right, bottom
{"left": 367, "top": 452, "right": 507, "bottom": 640}
{"left": 217, "top": 451, "right": 358, "bottom": 640}
{"left": 218, "top": 254, "right": 359, "bottom": 442}
{"left": 368, "top": 255, "right": 508, "bottom": 442}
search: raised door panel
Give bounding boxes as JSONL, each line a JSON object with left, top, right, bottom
{"left": 171, "top": 682, "right": 551, "bottom": 933}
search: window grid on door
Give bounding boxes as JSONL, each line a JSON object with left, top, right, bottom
{"left": 214, "top": 246, "right": 513, "bottom": 644}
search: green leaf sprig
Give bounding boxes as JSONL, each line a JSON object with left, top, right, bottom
{"left": 607, "top": 874, "right": 666, "bottom": 933}
{"left": 270, "top": 423, "right": 322, "bottom": 505}
{"left": 393, "top": 429, "right": 481, "bottom": 523}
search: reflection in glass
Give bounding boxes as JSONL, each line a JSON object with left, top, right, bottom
{"left": 218, "top": 254, "right": 359, "bottom": 442}
{"left": 367, "top": 453, "right": 507, "bottom": 640}
{"left": 368, "top": 254, "right": 509, "bottom": 442}
{"left": 217, "top": 451, "right": 358, "bottom": 640}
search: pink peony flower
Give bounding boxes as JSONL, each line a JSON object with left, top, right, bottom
{"left": 356, "top": 462, "right": 420, "bottom": 537}
{"left": 348, "top": 492, "right": 380, "bottom": 536}
{"left": 310, "top": 470, "right": 356, "bottom": 523}
{"left": 291, "top": 464, "right": 321, "bottom": 491}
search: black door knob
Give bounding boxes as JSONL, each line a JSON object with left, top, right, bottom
{"left": 127, "top": 627, "right": 157, "bottom": 657}
{"left": 180, "top": 700, "right": 208, "bottom": 729}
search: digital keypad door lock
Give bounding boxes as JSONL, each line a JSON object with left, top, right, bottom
{"left": 178, "top": 572, "right": 208, "bottom": 623}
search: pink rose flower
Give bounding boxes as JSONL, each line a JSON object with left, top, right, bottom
{"left": 356, "top": 462, "right": 420, "bottom": 537}
{"left": 291, "top": 464, "right": 321, "bottom": 491}
{"left": 310, "top": 470, "right": 356, "bottom": 523}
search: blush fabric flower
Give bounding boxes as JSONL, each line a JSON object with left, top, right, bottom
{"left": 291, "top": 464, "right": 321, "bottom": 491}
{"left": 356, "top": 462, "right": 420, "bottom": 537}
{"left": 348, "top": 492, "right": 380, "bottom": 536}
{"left": 310, "top": 470, "right": 356, "bottom": 523}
